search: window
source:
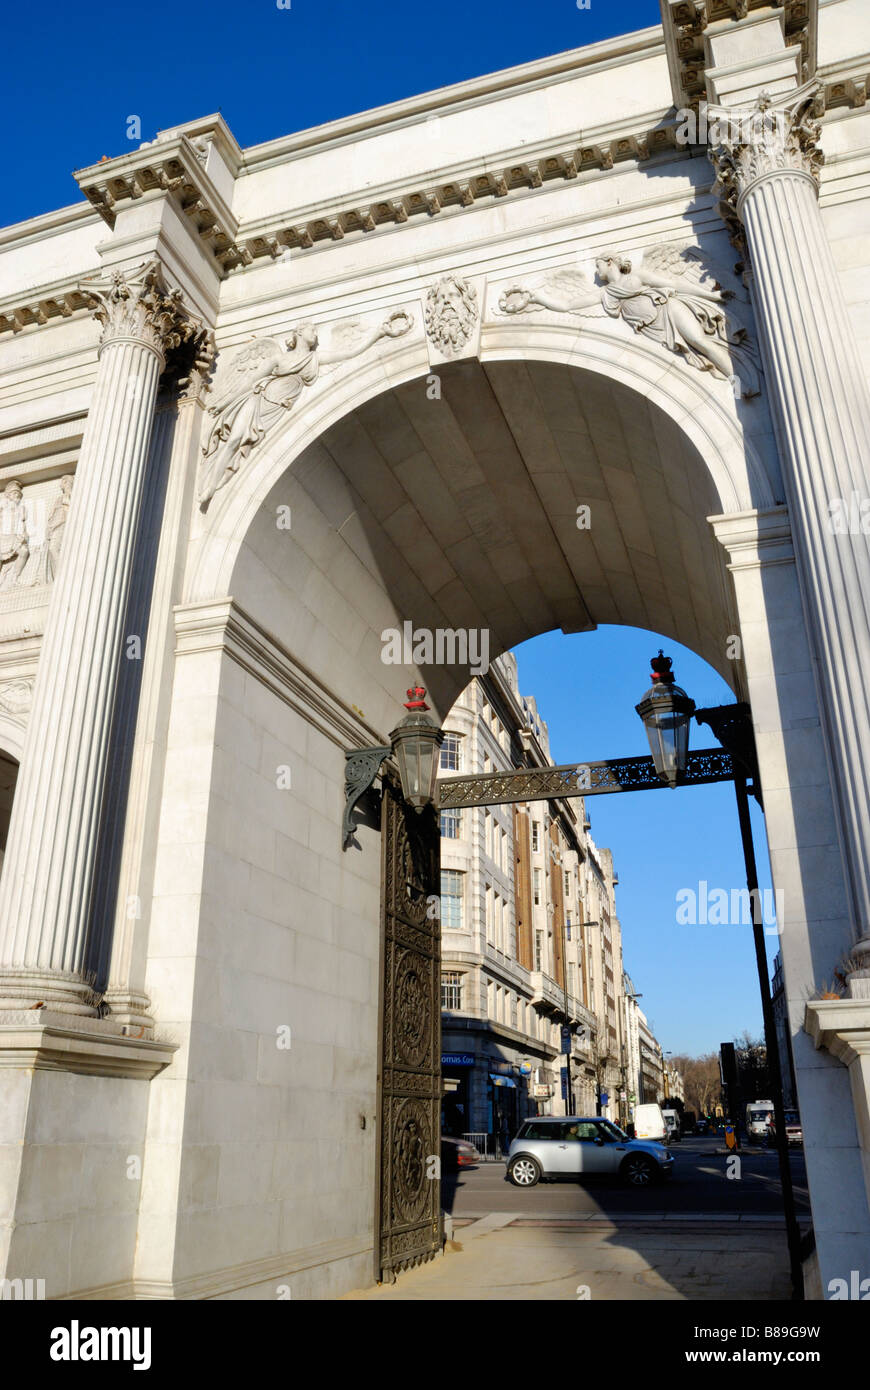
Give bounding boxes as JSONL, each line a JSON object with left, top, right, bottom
{"left": 564, "top": 870, "right": 571, "bottom": 898}
{"left": 440, "top": 733, "right": 462, "bottom": 772}
{"left": 534, "top": 930, "right": 543, "bottom": 972}
{"left": 532, "top": 821, "right": 540, "bottom": 852}
{"left": 566, "top": 916, "right": 572, "bottom": 941}
{"left": 441, "top": 971, "right": 462, "bottom": 1010}
{"left": 440, "top": 808, "right": 461, "bottom": 839}
{"left": 533, "top": 868, "right": 541, "bottom": 905}
{"left": 485, "top": 883, "right": 493, "bottom": 943}
{"left": 440, "top": 870, "right": 464, "bottom": 929}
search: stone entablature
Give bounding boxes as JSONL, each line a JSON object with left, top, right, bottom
{"left": 0, "top": 11, "right": 867, "bottom": 345}
{"left": 661, "top": 0, "right": 818, "bottom": 112}
{"left": 0, "top": 0, "right": 869, "bottom": 1303}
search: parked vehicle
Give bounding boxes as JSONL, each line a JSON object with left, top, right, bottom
{"left": 440, "top": 1136, "right": 479, "bottom": 1171}
{"left": 766, "top": 1111, "right": 803, "bottom": 1147}
{"left": 745, "top": 1101, "right": 775, "bottom": 1140}
{"left": 633, "top": 1102, "right": 667, "bottom": 1143}
{"left": 662, "top": 1108, "right": 681, "bottom": 1143}
{"left": 506, "top": 1116, "right": 674, "bottom": 1188}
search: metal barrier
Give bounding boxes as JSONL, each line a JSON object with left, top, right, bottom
{"left": 461, "top": 1132, "right": 503, "bottom": 1162}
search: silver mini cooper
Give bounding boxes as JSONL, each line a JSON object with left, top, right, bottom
{"left": 506, "top": 1116, "right": 674, "bottom": 1188}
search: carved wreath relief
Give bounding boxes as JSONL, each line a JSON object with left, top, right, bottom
{"left": 498, "top": 243, "right": 761, "bottom": 397}
{"left": 0, "top": 677, "right": 34, "bottom": 716}
{"left": 423, "top": 274, "right": 479, "bottom": 357}
{"left": 199, "top": 309, "right": 414, "bottom": 505}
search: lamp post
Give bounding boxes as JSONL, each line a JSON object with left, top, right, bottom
{"left": 636, "top": 654, "right": 803, "bottom": 1299}
{"left": 344, "top": 658, "right": 804, "bottom": 1296}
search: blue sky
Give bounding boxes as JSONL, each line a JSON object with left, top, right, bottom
{"left": 7, "top": 0, "right": 765, "bottom": 1054}
{"left": 6, "top": 0, "right": 662, "bottom": 226}
{"left": 514, "top": 628, "right": 771, "bottom": 1057}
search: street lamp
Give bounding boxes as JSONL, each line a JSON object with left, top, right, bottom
{"left": 342, "top": 686, "right": 444, "bottom": 849}
{"left": 389, "top": 686, "right": 445, "bottom": 811}
{"left": 635, "top": 651, "right": 696, "bottom": 788}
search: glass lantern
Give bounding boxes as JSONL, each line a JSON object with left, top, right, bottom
{"left": 389, "top": 687, "right": 445, "bottom": 811}
{"left": 635, "top": 651, "right": 696, "bottom": 788}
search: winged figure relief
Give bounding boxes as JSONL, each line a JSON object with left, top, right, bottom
{"left": 498, "top": 244, "right": 760, "bottom": 398}
{"left": 199, "top": 309, "right": 413, "bottom": 505}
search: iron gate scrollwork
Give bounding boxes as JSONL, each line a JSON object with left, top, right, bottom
{"left": 375, "top": 772, "right": 442, "bottom": 1281}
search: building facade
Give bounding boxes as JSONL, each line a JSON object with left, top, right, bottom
{"left": 439, "top": 652, "right": 607, "bottom": 1149}
{"left": 0, "top": 0, "right": 868, "bottom": 1298}
{"left": 772, "top": 951, "right": 798, "bottom": 1110}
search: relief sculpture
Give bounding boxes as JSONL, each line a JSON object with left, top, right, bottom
{"left": 0, "top": 476, "right": 73, "bottom": 592}
{"left": 499, "top": 244, "right": 761, "bottom": 398}
{"left": 199, "top": 309, "right": 414, "bottom": 505}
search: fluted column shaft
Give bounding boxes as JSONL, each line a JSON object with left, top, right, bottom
{"left": 0, "top": 261, "right": 196, "bottom": 1013}
{"left": 711, "top": 93, "right": 870, "bottom": 939}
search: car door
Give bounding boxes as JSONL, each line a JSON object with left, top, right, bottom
{"left": 543, "top": 1122, "right": 584, "bottom": 1174}
{"left": 591, "top": 1120, "right": 629, "bottom": 1174}
{"left": 568, "top": 1121, "right": 615, "bottom": 1174}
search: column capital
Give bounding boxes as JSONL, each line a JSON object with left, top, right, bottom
{"left": 707, "top": 85, "right": 824, "bottom": 245}
{"left": 79, "top": 257, "right": 202, "bottom": 361}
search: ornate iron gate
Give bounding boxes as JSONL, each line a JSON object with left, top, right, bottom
{"left": 375, "top": 772, "right": 442, "bottom": 1282}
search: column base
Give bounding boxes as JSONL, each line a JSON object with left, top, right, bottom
{"left": 101, "top": 988, "right": 156, "bottom": 1037}
{"left": 0, "top": 966, "right": 99, "bottom": 1016}
{"left": 0, "top": 1009, "right": 176, "bottom": 1078}
{"left": 805, "top": 998, "right": 870, "bottom": 1227}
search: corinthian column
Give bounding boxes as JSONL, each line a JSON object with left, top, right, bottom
{"left": 0, "top": 260, "right": 198, "bottom": 1014}
{"left": 709, "top": 89, "right": 870, "bottom": 948}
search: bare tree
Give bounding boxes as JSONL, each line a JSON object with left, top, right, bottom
{"left": 670, "top": 1052, "right": 720, "bottom": 1118}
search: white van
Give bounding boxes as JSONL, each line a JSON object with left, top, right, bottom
{"left": 745, "top": 1100, "right": 774, "bottom": 1139}
{"left": 662, "top": 1108, "right": 681, "bottom": 1143}
{"left": 633, "top": 1103, "right": 667, "bottom": 1143}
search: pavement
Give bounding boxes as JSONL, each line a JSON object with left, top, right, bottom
{"left": 344, "top": 1213, "right": 793, "bottom": 1300}
{"left": 443, "top": 1138, "right": 809, "bottom": 1220}
{"left": 344, "top": 1139, "right": 804, "bottom": 1300}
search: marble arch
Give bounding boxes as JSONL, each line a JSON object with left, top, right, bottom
{"left": 189, "top": 318, "right": 780, "bottom": 609}
{"left": 0, "top": 0, "right": 869, "bottom": 1301}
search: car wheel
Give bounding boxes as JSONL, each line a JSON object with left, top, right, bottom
{"left": 622, "top": 1154, "right": 657, "bottom": 1187}
{"left": 508, "top": 1155, "right": 541, "bottom": 1188}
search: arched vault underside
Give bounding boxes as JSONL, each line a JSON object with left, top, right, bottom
{"left": 225, "top": 356, "right": 757, "bottom": 724}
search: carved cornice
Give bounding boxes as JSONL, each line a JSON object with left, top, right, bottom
{"left": 237, "top": 126, "right": 678, "bottom": 263}
{"left": 78, "top": 258, "right": 204, "bottom": 361}
{"left": 1, "top": 43, "right": 866, "bottom": 341}
{"left": 74, "top": 131, "right": 247, "bottom": 272}
{"left": 708, "top": 85, "right": 824, "bottom": 242}
{"left": 661, "top": 0, "right": 818, "bottom": 114}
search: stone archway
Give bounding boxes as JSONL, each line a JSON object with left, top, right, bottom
{"left": 130, "top": 332, "right": 860, "bottom": 1300}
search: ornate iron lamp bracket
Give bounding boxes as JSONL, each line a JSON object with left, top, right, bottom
{"left": 695, "top": 703, "right": 762, "bottom": 806}
{"left": 343, "top": 746, "right": 392, "bottom": 850}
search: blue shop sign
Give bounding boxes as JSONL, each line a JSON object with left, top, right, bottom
{"left": 442, "top": 1053, "right": 475, "bottom": 1067}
